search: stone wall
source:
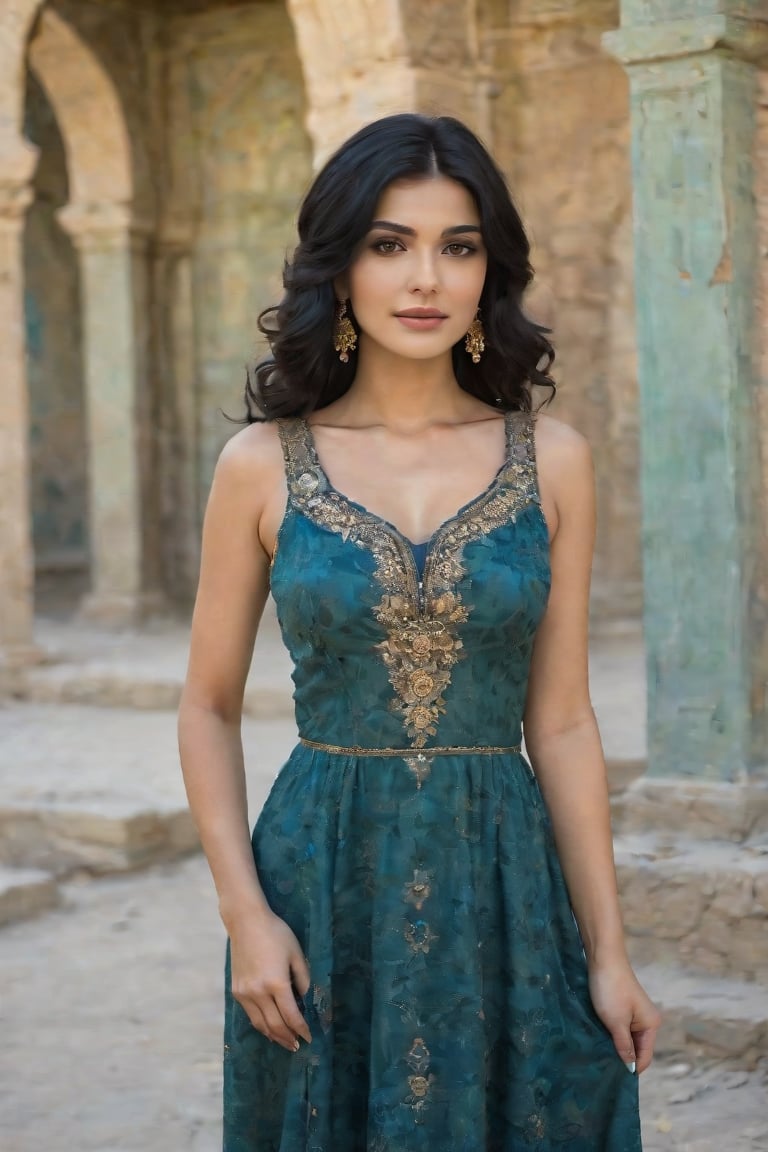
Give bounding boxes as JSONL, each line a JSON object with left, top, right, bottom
{"left": 163, "top": 1, "right": 312, "bottom": 593}
{"left": 481, "top": 0, "right": 641, "bottom": 619}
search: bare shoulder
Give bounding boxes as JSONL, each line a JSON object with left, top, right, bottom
{"left": 214, "top": 419, "right": 286, "bottom": 491}
{"left": 532, "top": 411, "right": 593, "bottom": 488}
{"left": 530, "top": 413, "right": 593, "bottom": 540}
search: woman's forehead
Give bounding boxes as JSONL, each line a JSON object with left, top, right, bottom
{"left": 372, "top": 176, "right": 481, "bottom": 225}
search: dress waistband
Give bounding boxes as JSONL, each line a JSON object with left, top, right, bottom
{"left": 298, "top": 737, "right": 522, "bottom": 758}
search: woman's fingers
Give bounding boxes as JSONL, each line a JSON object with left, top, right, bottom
{"left": 256, "top": 994, "right": 300, "bottom": 1051}
{"left": 242, "top": 1000, "right": 270, "bottom": 1041}
{"left": 290, "top": 949, "right": 312, "bottom": 999}
{"left": 632, "top": 1022, "right": 659, "bottom": 1074}
{"left": 607, "top": 1021, "right": 637, "bottom": 1072}
{"left": 275, "top": 982, "right": 312, "bottom": 1045}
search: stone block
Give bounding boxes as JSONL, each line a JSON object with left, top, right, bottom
{"left": 616, "top": 833, "right": 768, "bottom": 981}
{"left": 0, "top": 702, "right": 296, "bottom": 877}
{"left": 638, "top": 961, "right": 768, "bottom": 1068}
{"left": 0, "top": 865, "right": 59, "bottom": 927}
{"left": 615, "top": 777, "right": 768, "bottom": 841}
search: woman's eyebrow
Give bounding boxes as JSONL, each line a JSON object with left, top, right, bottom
{"left": 369, "top": 220, "right": 482, "bottom": 237}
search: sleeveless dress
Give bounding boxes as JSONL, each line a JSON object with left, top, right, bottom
{"left": 223, "top": 411, "right": 642, "bottom": 1151}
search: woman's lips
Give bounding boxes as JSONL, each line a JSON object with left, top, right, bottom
{"left": 395, "top": 314, "right": 448, "bottom": 330}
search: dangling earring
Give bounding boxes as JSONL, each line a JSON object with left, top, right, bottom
{"left": 334, "top": 300, "right": 357, "bottom": 362}
{"left": 465, "top": 310, "right": 485, "bottom": 364}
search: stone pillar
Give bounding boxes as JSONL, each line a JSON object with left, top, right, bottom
{"left": 0, "top": 141, "right": 40, "bottom": 660}
{"left": 59, "top": 203, "right": 163, "bottom": 625}
{"left": 154, "top": 222, "right": 201, "bottom": 605}
{"left": 603, "top": 4, "right": 768, "bottom": 783}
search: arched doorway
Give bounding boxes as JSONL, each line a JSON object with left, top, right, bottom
{"left": 23, "top": 65, "right": 87, "bottom": 615}
{"left": 26, "top": 5, "right": 156, "bottom": 626}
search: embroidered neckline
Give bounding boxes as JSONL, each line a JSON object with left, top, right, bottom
{"left": 300, "top": 414, "right": 515, "bottom": 554}
{"left": 275, "top": 410, "right": 541, "bottom": 753}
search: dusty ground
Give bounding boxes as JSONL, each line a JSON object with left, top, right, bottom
{"left": 1, "top": 853, "right": 766, "bottom": 1152}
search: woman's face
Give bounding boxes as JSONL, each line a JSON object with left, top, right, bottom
{"left": 343, "top": 175, "right": 487, "bottom": 362}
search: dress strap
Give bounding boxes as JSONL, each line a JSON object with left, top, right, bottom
{"left": 275, "top": 417, "right": 328, "bottom": 505}
{"left": 276, "top": 411, "right": 540, "bottom": 506}
{"left": 503, "top": 410, "right": 541, "bottom": 504}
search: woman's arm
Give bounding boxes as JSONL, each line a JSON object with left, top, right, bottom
{"left": 523, "top": 415, "right": 660, "bottom": 1072}
{"left": 177, "top": 423, "right": 311, "bottom": 1051}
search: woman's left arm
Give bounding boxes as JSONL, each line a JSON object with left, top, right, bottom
{"left": 523, "top": 415, "right": 661, "bottom": 1074}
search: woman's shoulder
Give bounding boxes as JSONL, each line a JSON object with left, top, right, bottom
{"left": 530, "top": 411, "right": 593, "bottom": 492}
{"left": 214, "top": 419, "right": 288, "bottom": 491}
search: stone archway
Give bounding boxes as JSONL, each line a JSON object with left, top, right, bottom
{"left": 28, "top": 8, "right": 132, "bottom": 210}
{"left": 286, "top": 0, "right": 484, "bottom": 164}
{"left": 0, "top": 2, "right": 160, "bottom": 653}
{"left": 27, "top": 7, "right": 158, "bottom": 625}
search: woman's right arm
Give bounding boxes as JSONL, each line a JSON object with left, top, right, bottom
{"left": 177, "top": 424, "right": 311, "bottom": 1052}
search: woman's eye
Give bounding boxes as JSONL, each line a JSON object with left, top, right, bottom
{"left": 373, "top": 239, "right": 401, "bottom": 254}
{"left": 445, "top": 242, "right": 474, "bottom": 256}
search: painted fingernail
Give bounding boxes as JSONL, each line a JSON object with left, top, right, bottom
{"left": 625, "top": 1060, "right": 636, "bottom": 1074}
{"left": 293, "top": 1039, "right": 300, "bottom": 1051}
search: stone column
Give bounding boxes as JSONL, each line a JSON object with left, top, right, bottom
{"left": 0, "top": 141, "right": 41, "bottom": 661}
{"left": 603, "top": 4, "right": 768, "bottom": 783}
{"left": 59, "top": 203, "right": 163, "bottom": 625}
{"left": 154, "top": 221, "right": 201, "bottom": 605}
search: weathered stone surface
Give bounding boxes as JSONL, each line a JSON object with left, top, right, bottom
{"left": 0, "top": 864, "right": 58, "bottom": 927}
{"left": 0, "top": 701, "right": 296, "bottom": 876}
{"left": 167, "top": 2, "right": 312, "bottom": 514}
{"left": 637, "top": 962, "right": 768, "bottom": 1068}
{"left": 614, "top": 777, "right": 768, "bottom": 842}
{"left": 604, "top": 4, "right": 768, "bottom": 780}
{"left": 617, "top": 833, "right": 768, "bottom": 981}
{"left": 23, "top": 69, "right": 87, "bottom": 573}
{"left": 483, "top": 8, "right": 641, "bottom": 621}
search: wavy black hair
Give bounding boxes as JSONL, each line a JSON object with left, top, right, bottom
{"left": 244, "top": 113, "right": 555, "bottom": 420}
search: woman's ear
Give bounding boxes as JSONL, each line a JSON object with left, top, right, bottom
{"left": 333, "top": 275, "right": 349, "bottom": 304}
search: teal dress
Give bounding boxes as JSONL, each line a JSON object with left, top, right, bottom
{"left": 223, "top": 411, "right": 641, "bottom": 1151}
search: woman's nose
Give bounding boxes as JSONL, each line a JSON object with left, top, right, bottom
{"left": 407, "top": 250, "right": 440, "bottom": 294}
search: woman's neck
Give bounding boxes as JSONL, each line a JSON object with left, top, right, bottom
{"left": 332, "top": 344, "right": 476, "bottom": 430}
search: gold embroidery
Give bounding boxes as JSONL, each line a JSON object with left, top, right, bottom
{"left": 402, "top": 868, "right": 433, "bottom": 911}
{"left": 276, "top": 413, "right": 539, "bottom": 751}
{"left": 298, "top": 738, "right": 521, "bottom": 758}
{"left": 405, "top": 1036, "right": 434, "bottom": 1119}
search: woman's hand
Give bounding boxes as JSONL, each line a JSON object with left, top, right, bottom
{"left": 229, "top": 909, "right": 313, "bottom": 1052}
{"left": 588, "top": 959, "right": 662, "bottom": 1073}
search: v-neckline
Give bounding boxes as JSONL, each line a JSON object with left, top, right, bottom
{"left": 300, "top": 412, "right": 514, "bottom": 554}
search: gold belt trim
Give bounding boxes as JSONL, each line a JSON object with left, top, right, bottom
{"left": 299, "top": 738, "right": 522, "bottom": 758}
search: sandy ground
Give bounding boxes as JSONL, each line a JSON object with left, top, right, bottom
{"left": 1, "top": 853, "right": 766, "bottom": 1152}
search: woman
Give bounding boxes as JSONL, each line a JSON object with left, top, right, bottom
{"left": 178, "top": 113, "right": 660, "bottom": 1151}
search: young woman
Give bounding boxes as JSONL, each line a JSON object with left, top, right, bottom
{"left": 178, "top": 113, "right": 660, "bottom": 1151}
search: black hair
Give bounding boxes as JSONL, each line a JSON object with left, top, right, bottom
{"left": 244, "top": 113, "right": 555, "bottom": 420}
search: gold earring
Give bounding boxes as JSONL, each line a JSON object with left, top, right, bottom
{"left": 465, "top": 311, "right": 485, "bottom": 364}
{"left": 334, "top": 300, "right": 357, "bottom": 362}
